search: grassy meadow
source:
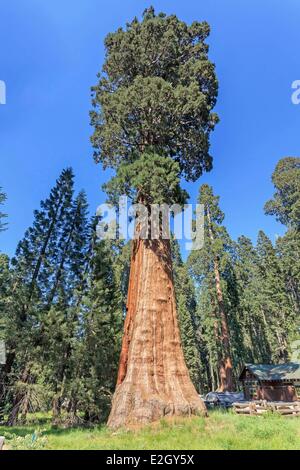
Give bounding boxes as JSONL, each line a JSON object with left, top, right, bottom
{"left": 0, "top": 410, "right": 299, "bottom": 450}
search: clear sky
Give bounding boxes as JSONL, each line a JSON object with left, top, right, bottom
{"left": 0, "top": 0, "right": 299, "bottom": 257}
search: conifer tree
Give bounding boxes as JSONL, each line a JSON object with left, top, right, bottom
{"left": 189, "top": 184, "right": 234, "bottom": 391}
{"left": 78, "top": 236, "right": 123, "bottom": 422}
{"left": 11, "top": 168, "right": 74, "bottom": 316}
{"left": 276, "top": 230, "right": 300, "bottom": 317}
{"left": 265, "top": 157, "right": 300, "bottom": 229}
{"left": 172, "top": 240, "right": 201, "bottom": 391}
{"left": 265, "top": 156, "right": 300, "bottom": 323}
{"left": 41, "top": 191, "right": 90, "bottom": 422}
{"left": 91, "top": 7, "right": 218, "bottom": 427}
{"left": 233, "top": 236, "right": 272, "bottom": 363}
{"left": 6, "top": 170, "right": 92, "bottom": 425}
{"left": 256, "top": 231, "right": 292, "bottom": 362}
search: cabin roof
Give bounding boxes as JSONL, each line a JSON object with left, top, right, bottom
{"left": 239, "top": 363, "right": 300, "bottom": 382}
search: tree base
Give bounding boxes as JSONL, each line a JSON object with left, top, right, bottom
{"left": 107, "top": 238, "right": 207, "bottom": 429}
{"left": 108, "top": 382, "right": 206, "bottom": 429}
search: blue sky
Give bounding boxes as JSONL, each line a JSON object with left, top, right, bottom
{"left": 0, "top": 0, "right": 299, "bottom": 257}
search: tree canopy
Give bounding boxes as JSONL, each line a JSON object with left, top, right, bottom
{"left": 91, "top": 7, "right": 219, "bottom": 192}
{"left": 264, "top": 157, "right": 300, "bottom": 229}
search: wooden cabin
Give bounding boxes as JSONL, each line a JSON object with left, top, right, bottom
{"left": 239, "top": 363, "right": 300, "bottom": 402}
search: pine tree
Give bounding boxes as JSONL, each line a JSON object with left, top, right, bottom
{"left": 264, "top": 156, "right": 300, "bottom": 357}
{"left": 233, "top": 236, "right": 272, "bottom": 363}
{"left": 189, "top": 184, "right": 234, "bottom": 391}
{"left": 91, "top": 7, "right": 218, "bottom": 428}
{"left": 78, "top": 236, "right": 123, "bottom": 422}
{"left": 11, "top": 168, "right": 74, "bottom": 316}
{"left": 276, "top": 230, "right": 300, "bottom": 317}
{"left": 172, "top": 240, "right": 201, "bottom": 391}
{"left": 6, "top": 169, "right": 90, "bottom": 425}
{"left": 40, "top": 191, "right": 90, "bottom": 423}
{"left": 256, "top": 230, "right": 292, "bottom": 362}
{"left": 196, "top": 281, "right": 220, "bottom": 392}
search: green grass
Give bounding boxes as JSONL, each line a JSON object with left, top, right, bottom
{"left": 1, "top": 410, "right": 300, "bottom": 450}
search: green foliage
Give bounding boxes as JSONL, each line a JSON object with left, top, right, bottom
{"left": 232, "top": 236, "right": 272, "bottom": 364}
{"left": 2, "top": 158, "right": 299, "bottom": 416}
{"left": 76, "top": 237, "right": 124, "bottom": 422}
{"left": 3, "top": 428, "right": 48, "bottom": 450}
{"left": 104, "top": 153, "right": 188, "bottom": 205}
{"left": 255, "top": 230, "right": 293, "bottom": 361}
{"left": 188, "top": 180, "right": 300, "bottom": 392}
{"left": 1, "top": 171, "right": 110, "bottom": 425}
{"left": 188, "top": 184, "right": 235, "bottom": 389}
{"left": 172, "top": 240, "right": 201, "bottom": 390}
{"left": 276, "top": 229, "right": 300, "bottom": 317}
{"left": 91, "top": 7, "right": 218, "bottom": 183}
{"left": 264, "top": 157, "right": 300, "bottom": 228}
{"left": 1, "top": 411, "right": 300, "bottom": 450}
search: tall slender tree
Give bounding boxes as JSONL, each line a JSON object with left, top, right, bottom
{"left": 91, "top": 7, "right": 218, "bottom": 427}
{"left": 78, "top": 235, "right": 124, "bottom": 423}
{"left": 6, "top": 169, "right": 92, "bottom": 425}
{"left": 265, "top": 156, "right": 300, "bottom": 319}
{"left": 172, "top": 240, "right": 201, "bottom": 391}
{"left": 41, "top": 190, "right": 90, "bottom": 422}
{"left": 189, "top": 184, "right": 234, "bottom": 391}
{"left": 276, "top": 230, "right": 300, "bottom": 317}
{"left": 233, "top": 236, "right": 272, "bottom": 363}
{"left": 255, "top": 230, "right": 291, "bottom": 362}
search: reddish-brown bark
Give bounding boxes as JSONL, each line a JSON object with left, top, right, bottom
{"left": 207, "top": 208, "right": 234, "bottom": 392}
{"left": 108, "top": 238, "right": 206, "bottom": 429}
{"left": 214, "top": 257, "right": 234, "bottom": 392}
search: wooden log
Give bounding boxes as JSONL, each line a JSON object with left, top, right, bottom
{"left": 277, "top": 410, "right": 299, "bottom": 415}
{"left": 233, "top": 402, "right": 250, "bottom": 408}
{"left": 233, "top": 400, "right": 300, "bottom": 417}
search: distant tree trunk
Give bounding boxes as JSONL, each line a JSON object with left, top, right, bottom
{"left": 7, "top": 365, "right": 31, "bottom": 426}
{"left": 108, "top": 237, "right": 206, "bottom": 429}
{"left": 207, "top": 208, "right": 234, "bottom": 392}
{"left": 52, "top": 395, "right": 62, "bottom": 423}
{"left": 213, "top": 258, "right": 234, "bottom": 392}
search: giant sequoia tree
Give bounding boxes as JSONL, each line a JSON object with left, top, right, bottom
{"left": 91, "top": 7, "right": 218, "bottom": 428}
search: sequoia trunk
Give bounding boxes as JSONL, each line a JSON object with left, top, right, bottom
{"left": 206, "top": 208, "right": 234, "bottom": 392}
{"left": 108, "top": 238, "right": 206, "bottom": 429}
{"left": 213, "top": 258, "right": 234, "bottom": 392}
